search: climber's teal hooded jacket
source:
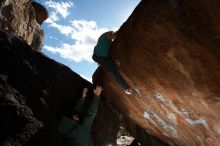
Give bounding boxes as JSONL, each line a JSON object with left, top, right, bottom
{"left": 93, "top": 33, "right": 112, "bottom": 57}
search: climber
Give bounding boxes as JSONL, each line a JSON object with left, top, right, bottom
{"left": 92, "top": 31, "right": 137, "bottom": 95}
{"left": 58, "top": 86, "right": 103, "bottom": 146}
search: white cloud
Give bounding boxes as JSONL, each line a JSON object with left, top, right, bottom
{"left": 43, "top": 1, "right": 118, "bottom": 63}
{"left": 44, "top": 0, "right": 74, "bottom": 36}
{"left": 44, "top": 0, "right": 73, "bottom": 19}
{"left": 44, "top": 19, "right": 114, "bottom": 62}
{"left": 70, "top": 20, "right": 108, "bottom": 43}
{"left": 80, "top": 74, "right": 92, "bottom": 83}
{"left": 49, "top": 35, "right": 53, "bottom": 39}
{"left": 46, "top": 20, "right": 74, "bottom": 36}
{"left": 44, "top": 42, "right": 93, "bottom": 62}
{"left": 48, "top": 11, "right": 59, "bottom": 22}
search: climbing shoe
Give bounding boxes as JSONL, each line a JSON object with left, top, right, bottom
{"left": 125, "top": 88, "right": 138, "bottom": 95}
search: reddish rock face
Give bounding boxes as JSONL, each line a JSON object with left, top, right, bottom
{"left": 93, "top": 0, "right": 220, "bottom": 145}
{"left": 0, "top": 0, "right": 48, "bottom": 51}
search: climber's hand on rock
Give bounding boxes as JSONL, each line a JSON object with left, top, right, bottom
{"left": 82, "top": 88, "right": 88, "bottom": 98}
{"left": 93, "top": 86, "right": 103, "bottom": 97}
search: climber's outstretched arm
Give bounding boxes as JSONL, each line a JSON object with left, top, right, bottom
{"left": 79, "top": 86, "right": 102, "bottom": 131}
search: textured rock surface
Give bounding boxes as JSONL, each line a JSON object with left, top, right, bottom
{"left": 93, "top": 0, "right": 220, "bottom": 145}
{"left": 0, "top": 0, "right": 48, "bottom": 51}
{"left": 0, "top": 29, "right": 119, "bottom": 146}
{"left": 0, "top": 76, "right": 43, "bottom": 146}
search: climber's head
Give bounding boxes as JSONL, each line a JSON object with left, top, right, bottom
{"left": 71, "top": 110, "right": 82, "bottom": 122}
{"left": 114, "top": 31, "right": 118, "bottom": 37}
{"left": 105, "top": 31, "right": 116, "bottom": 41}
{"left": 72, "top": 114, "right": 80, "bottom": 121}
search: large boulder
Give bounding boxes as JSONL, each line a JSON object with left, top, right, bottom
{"left": 0, "top": 29, "right": 119, "bottom": 146}
{"left": 93, "top": 0, "right": 220, "bottom": 145}
{"left": 0, "top": 28, "right": 89, "bottom": 145}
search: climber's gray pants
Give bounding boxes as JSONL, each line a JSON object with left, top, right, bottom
{"left": 92, "top": 54, "right": 129, "bottom": 89}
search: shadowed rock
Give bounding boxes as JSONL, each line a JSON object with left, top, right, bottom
{"left": 0, "top": 29, "right": 119, "bottom": 146}
{"left": 32, "top": 2, "right": 48, "bottom": 25}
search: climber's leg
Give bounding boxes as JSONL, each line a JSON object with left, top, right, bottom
{"left": 93, "top": 55, "right": 129, "bottom": 89}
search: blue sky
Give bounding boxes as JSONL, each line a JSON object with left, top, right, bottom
{"left": 35, "top": 0, "right": 140, "bottom": 82}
